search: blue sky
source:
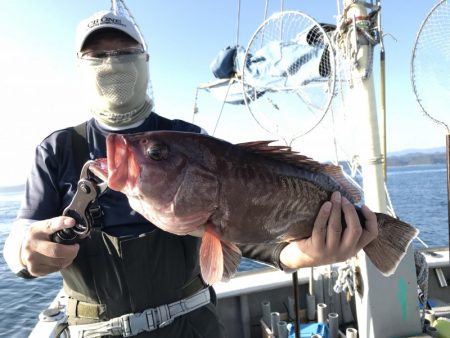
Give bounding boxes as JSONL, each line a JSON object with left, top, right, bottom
{"left": 0, "top": 0, "right": 445, "bottom": 186}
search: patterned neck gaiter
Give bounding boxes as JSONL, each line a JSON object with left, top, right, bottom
{"left": 79, "top": 53, "right": 153, "bottom": 127}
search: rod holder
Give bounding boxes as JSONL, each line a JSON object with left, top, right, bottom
{"left": 271, "top": 311, "right": 280, "bottom": 337}
{"left": 277, "top": 320, "right": 289, "bottom": 338}
{"left": 328, "top": 312, "right": 339, "bottom": 338}
{"left": 346, "top": 328, "right": 358, "bottom": 338}
{"left": 287, "top": 296, "right": 296, "bottom": 320}
{"left": 307, "top": 293, "right": 316, "bottom": 321}
{"left": 261, "top": 300, "right": 271, "bottom": 327}
{"left": 317, "top": 303, "right": 328, "bottom": 323}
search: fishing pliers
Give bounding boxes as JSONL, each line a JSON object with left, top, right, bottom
{"left": 51, "top": 160, "right": 108, "bottom": 245}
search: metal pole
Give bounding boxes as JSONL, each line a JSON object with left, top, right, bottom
{"left": 380, "top": 47, "right": 387, "bottom": 182}
{"left": 293, "top": 272, "right": 300, "bottom": 338}
{"left": 378, "top": 0, "right": 387, "bottom": 183}
{"left": 306, "top": 267, "right": 316, "bottom": 320}
{"left": 447, "top": 134, "right": 450, "bottom": 259}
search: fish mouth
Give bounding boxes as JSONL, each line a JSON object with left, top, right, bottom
{"left": 89, "top": 158, "right": 108, "bottom": 182}
{"left": 90, "top": 134, "right": 140, "bottom": 192}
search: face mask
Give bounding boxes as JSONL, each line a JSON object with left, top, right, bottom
{"left": 79, "top": 53, "right": 153, "bottom": 127}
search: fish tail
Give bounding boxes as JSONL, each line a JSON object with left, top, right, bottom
{"left": 363, "top": 213, "right": 419, "bottom": 276}
{"left": 200, "top": 227, "right": 241, "bottom": 285}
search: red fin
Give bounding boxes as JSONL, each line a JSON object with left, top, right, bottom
{"left": 199, "top": 227, "right": 242, "bottom": 285}
{"left": 200, "top": 228, "right": 224, "bottom": 285}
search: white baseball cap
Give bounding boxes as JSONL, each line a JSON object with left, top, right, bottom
{"left": 76, "top": 10, "right": 147, "bottom": 52}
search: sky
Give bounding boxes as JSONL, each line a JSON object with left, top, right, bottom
{"left": 0, "top": 0, "right": 447, "bottom": 187}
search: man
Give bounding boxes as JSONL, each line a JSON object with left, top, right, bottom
{"left": 3, "top": 8, "right": 377, "bottom": 338}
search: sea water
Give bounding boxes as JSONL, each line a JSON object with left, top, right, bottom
{"left": 0, "top": 163, "right": 448, "bottom": 337}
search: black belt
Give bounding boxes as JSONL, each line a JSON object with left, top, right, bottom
{"left": 181, "top": 274, "right": 208, "bottom": 298}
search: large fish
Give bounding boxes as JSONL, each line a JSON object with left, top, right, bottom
{"left": 90, "top": 131, "right": 418, "bottom": 285}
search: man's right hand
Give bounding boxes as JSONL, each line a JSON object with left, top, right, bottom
{"left": 20, "top": 217, "right": 80, "bottom": 277}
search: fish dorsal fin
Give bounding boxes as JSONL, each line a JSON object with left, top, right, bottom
{"left": 236, "top": 141, "right": 362, "bottom": 203}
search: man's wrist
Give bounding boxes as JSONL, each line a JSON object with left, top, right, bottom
{"left": 3, "top": 219, "right": 33, "bottom": 276}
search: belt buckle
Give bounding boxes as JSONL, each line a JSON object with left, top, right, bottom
{"left": 151, "top": 307, "right": 173, "bottom": 329}
{"left": 119, "top": 312, "right": 136, "bottom": 337}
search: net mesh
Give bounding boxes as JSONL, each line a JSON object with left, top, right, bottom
{"left": 242, "top": 11, "right": 336, "bottom": 145}
{"left": 411, "top": 0, "right": 450, "bottom": 132}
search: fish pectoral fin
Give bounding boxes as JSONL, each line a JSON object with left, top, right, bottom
{"left": 199, "top": 228, "right": 241, "bottom": 285}
{"left": 200, "top": 228, "right": 224, "bottom": 285}
{"left": 220, "top": 240, "right": 241, "bottom": 282}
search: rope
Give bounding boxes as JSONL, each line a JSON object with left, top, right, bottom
{"left": 415, "top": 251, "right": 429, "bottom": 330}
{"left": 212, "top": 79, "right": 235, "bottom": 135}
{"left": 332, "top": 2, "right": 380, "bottom": 81}
{"left": 192, "top": 87, "right": 200, "bottom": 123}
{"left": 263, "top": 0, "right": 269, "bottom": 22}
{"left": 333, "top": 262, "right": 355, "bottom": 296}
{"left": 235, "top": 0, "right": 241, "bottom": 46}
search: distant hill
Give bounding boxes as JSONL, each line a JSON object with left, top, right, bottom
{"left": 335, "top": 148, "right": 446, "bottom": 170}
{"left": 387, "top": 148, "right": 446, "bottom": 167}
{"left": 388, "top": 146, "right": 445, "bottom": 157}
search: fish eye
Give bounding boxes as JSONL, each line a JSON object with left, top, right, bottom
{"left": 146, "top": 143, "right": 168, "bottom": 161}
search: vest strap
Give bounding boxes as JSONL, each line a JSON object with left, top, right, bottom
{"left": 67, "top": 299, "right": 106, "bottom": 320}
{"left": 68, "top": 287, "right": 210, "bottom": 337}
{"left": 67, "top": 275, "right": 207, "bottom": 320}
